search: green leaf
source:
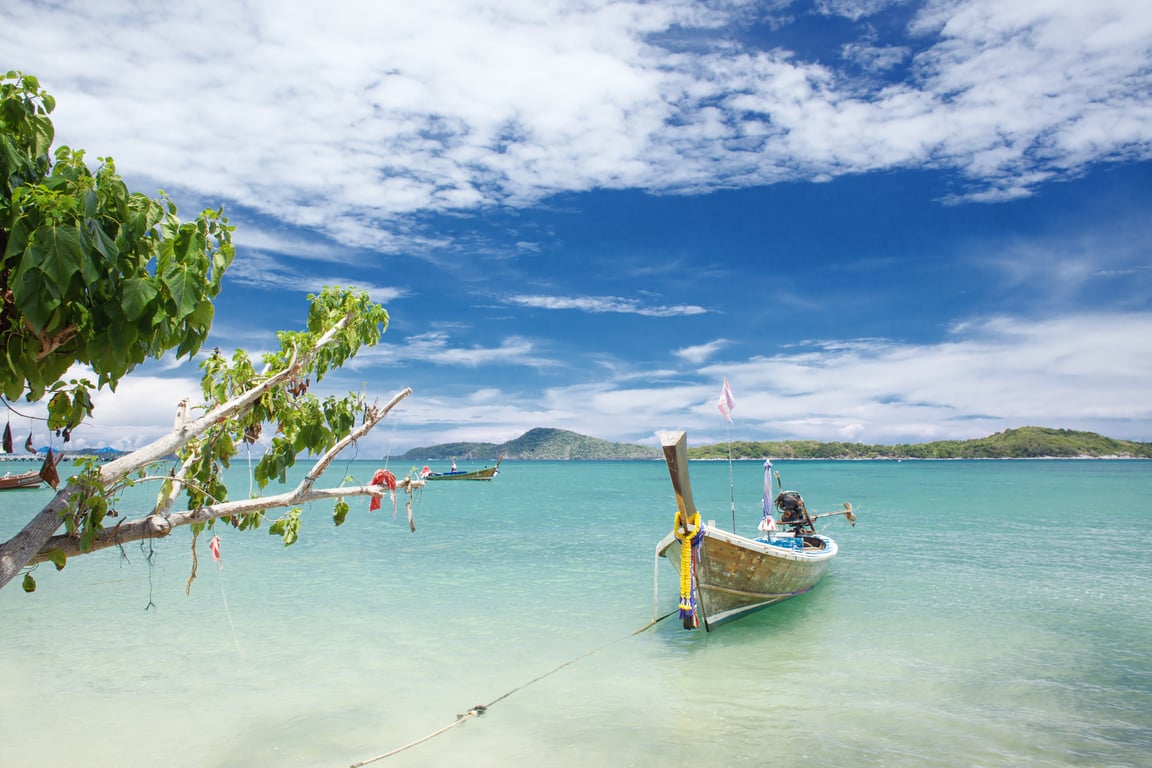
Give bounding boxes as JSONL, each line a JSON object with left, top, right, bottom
{"left": 120, "top": 277, "right": 158, "bottom": 322}
{"left": 163, "top": 261, "right": 201, "bottom": 320}
{"left": 22, "top": 572, "right": 36, "bottom": 593}
{"left": 29, "top": 113, "right": 53, "bottom": 156}
{"left": 86, "top": 495, "right": 108, "bottom": 527}
{"left": 2, "top": 215, "right": 30, "bottom": 261}
{"left": 37, "top": 223, "right": 84, "bottom": 288}
{"left": 11, "top": 247, "right": 60, "bottom": 329}
{"left": 268, "top": 507, "right": 301, "bottom": 546}
{"left": 333, "top": 498, "right": 349, "bottom": 526}
{"left": 45, "top": 548, "right": 67, "bottom": 571}
{"left": 47, "top": 391, "right": 72, "bottom": 429}
{"left": 86, "top": 218, "right": 119, "bottom": 261}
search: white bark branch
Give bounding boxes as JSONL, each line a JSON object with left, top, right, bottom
{"left": 28, "top": 478, "right": 425, "bottom": 564}
{"left": 0, "top": 309, "right": 406, "bottom": 591}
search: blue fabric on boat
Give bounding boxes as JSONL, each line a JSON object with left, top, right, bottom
{"left": 757, "top": 536, "right": 803, "bottom": 550}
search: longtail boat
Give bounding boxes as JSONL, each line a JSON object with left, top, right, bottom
{"left": 0, "top": 449, "right": 63, "bottom": 491}
{"left": 423, "top": 457, "right": 502, "bottom": 481}
{"left": 654, "top": 431, "right": 855, "bottom": 631}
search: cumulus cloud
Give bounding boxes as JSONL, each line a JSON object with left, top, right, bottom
{"left": 5, "top": 1, "right": 1150, "bottom": 455}
{"left": 692, "top": 312, "right": 1152, "bottom": 444}
{"left": 345, "top": 311, "right": 1152, "bottom": 451}
{"left": 58, "top": 308, "right": 1152, "bottom": 454}
{"left": 4, "top": 0, "right": 1149, "bottom": 252}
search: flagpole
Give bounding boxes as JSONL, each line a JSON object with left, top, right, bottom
{"left": 717, "top": 377, "right": 737, "bottom": 534}
{"left": 726, "top": 420, "right": 735, "bottom": 533}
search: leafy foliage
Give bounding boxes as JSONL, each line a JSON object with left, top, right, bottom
{"left": 8, "top": 282, "right": 402, "bottom": 591}
{"left": 175, "top": 286, "right": 390, "bottom": 520}
{"left": 1, "top": 71, "right": 234, "bottom": 430}
{"left": 0, "top": 74, "right": 412, "bottom": 594}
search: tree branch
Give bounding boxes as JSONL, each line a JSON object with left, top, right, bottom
{"left": 2, "top": 385, "right": 412, "bottom": 582}
{"left": 28, "top": 477, "right": 425, "bottom": 564}
{"left": 0, "top": 306, "right": 402, "bottom": 591}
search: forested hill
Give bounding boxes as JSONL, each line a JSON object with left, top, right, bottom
{"left": 397, "top": 427, "right": 661, "bottom": 460}
{"left": 688, "top": 427, "right": 1152, "bottom": 459}
{"left": 397, "top": 426, "right": 1151, "bottom": 460}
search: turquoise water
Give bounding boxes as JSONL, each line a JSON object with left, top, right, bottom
{"left": 2, "top": 458, "right": 1150, "bottom": 767}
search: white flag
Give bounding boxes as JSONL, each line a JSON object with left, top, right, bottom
{"left": 717, "top": 378, "right": 735, "bottom": 423}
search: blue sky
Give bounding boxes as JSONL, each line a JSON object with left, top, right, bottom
{"left": 4, "top": 0, "right": 1151, "bottom": 454}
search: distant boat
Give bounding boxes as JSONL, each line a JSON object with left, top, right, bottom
{"left": 423, "top": 457, "right": 502, "bottom": 481}
{"left": 0, "top": 449, "right": 63, "bottom": 491}
{"left": 654, "top": 431, "right": 855, "bottom": 631}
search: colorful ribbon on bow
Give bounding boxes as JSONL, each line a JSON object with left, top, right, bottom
{"left": 673, "top": 510, "right": 705, "bottom": 628}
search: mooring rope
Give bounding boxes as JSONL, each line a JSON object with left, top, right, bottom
{"left": 349, "top": 611, "right": 676, "bottom": 767}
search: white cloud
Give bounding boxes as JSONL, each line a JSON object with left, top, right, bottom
{"left": 4, "top": 0, "right": 1150, "bottom": 253}
{"left": 676, "top": 339, "right": 730, "bottom": 364}
{"left": 841, "top": 41, "right": 911, "bottom": 72}
{"left": 78, "top": 371, "right": 204, "bottom": 452}
{"left": 506, "top": 294, "right": 709, "bottom": 317}
{"left": 5, "top": 1, "right": 1151, "bottom": 456}
{"left": 696, "top": 312, "right": 1152, "bottom": 444}
{"left": 223, "top": 248, "right": 410, "bottom": 307}
{"left": 370, "top": 331, "right": 545, "bottom": 368}
{"left": 348, "top": 311, "right": 1152, "bottom": 451}
{"left": 818, "top": 0, "right": 909, "bottom": 22}
{"left": 56, "top": 310, "right": 1152, "bottom": 454}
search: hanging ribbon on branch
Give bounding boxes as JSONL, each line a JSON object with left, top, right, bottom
{"left": 369, "top": 469, "right": 398, "bottom": 517}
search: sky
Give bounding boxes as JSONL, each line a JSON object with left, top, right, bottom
{"left": 3, "top": 0, "right": 1151, "bottom": 455}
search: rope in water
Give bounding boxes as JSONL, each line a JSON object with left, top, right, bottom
{"left": 349, "top": 611, "right": 677, "bottom": 767}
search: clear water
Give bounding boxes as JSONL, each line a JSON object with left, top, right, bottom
{"left": 2, "top": 458, "right": 1150, "bottom": 767}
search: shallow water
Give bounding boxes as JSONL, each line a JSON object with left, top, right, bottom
{"left": 2, "top": 457, "right": 1150, "bottom": 767}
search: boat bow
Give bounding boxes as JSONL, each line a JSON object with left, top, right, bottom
{"left": 656, "top": 430, "right": 848, "bottom": 631}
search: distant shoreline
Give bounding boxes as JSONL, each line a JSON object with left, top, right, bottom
{"left": 694, "top": 455, "right": 1150, "bottom": 461}
{"left": 398, "top": 426, "right": 1152, "bottom": 461}
{"left": 407, "top": 455, "right": 1151, "bottom": 462}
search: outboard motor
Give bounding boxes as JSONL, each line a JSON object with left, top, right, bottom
{"left": 774, "top": 490, "right": 814, "bottom": 533}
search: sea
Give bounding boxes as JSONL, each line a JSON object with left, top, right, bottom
{"left": 1, "top": 456, "right": 1149, "bottom": 768}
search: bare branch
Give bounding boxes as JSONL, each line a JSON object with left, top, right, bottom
{"left": 19, "top": 385, "right": 416, "bottom": 569}
{"left": 292, "top": 388, "right": 409, "bottom": 498}
{"left": 29, "top": 477, "right": 425, "bottom": 564}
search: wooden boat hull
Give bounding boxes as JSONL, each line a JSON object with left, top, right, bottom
{"left": 657, "top": 528, "right": 836, "bottom": 629}
{"left": 425, "top": 458, "right": 502, "bottom": 481}
{"left": 0, "top": 470, "right": 46, "bottom": 490}
{"left": 425, "top": 467, "right": 498, "bottom": 481}
{"left": 0, "top": 449, "right": 63, "bottom": 491}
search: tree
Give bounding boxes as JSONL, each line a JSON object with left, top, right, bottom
{"left": 1, "top": 72, "right": 232, "bottom": 432}
{"left": 0, "top": 73, "right": 421, "bottom": 592}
